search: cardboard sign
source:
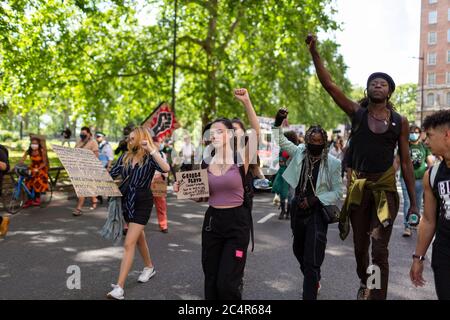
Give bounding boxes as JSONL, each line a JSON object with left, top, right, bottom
{"left": 52, "top": 145, "right": 122, "bottom": 197}
{"left": 151, "top": 178, "right": 168, "bottom": 197}
{"left": 175, "top": 169, "right": 209, "bottom": 200}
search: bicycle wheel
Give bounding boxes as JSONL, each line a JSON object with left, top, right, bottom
{"left": 4, "top": 184, "right": 26, "bottom": 214}
{"left": 39, "top": 182, "right": 53, "bottom": 208}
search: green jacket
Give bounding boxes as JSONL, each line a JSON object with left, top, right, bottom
{"left": 273, "top": 127, "right": 343, "bottom": 206}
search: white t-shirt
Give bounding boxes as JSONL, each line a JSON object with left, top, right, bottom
{"left": 182, "top": 143, "right": 194, "bottom": 163}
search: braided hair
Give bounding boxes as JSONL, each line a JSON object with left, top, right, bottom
{"left": 299, "top": 125, "right": 329, "bottom": 194}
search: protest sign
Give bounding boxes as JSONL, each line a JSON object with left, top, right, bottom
{"left": 175, "top": 169, "right": 209, "bottom": 200}
{"left": 52, "top": 145, "right": 122, "bottom": 197}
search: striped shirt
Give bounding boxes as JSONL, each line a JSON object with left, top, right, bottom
{"left": 110, "top": 152, "right": 164, "bottom": 218}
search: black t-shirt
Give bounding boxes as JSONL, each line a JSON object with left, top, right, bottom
{"left": 432, "top": 161, "right": 450, "bottom": 253}
{"left": 0, "top": 145, "right": 10, "bottom": 197}
{"left": 296, "top": 158, "right": 321, "bottom": 199}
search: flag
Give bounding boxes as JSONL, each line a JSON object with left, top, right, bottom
{"left": 141, "top": 102, "right": 179, "bottom": 139}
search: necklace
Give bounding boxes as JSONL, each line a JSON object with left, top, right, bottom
{"left": 368, "top": 107, "right": 390, "bottom": 126}
{"left": 307, "top": 156, "right": 321, "bottom": 178}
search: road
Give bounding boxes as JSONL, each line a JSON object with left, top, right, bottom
{"left": 0, "top": 187, "right": 437, "bottom": 300}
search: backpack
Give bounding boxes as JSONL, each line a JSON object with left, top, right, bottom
{"left": 429, "top": 161, "right": 441, "bottom": 189}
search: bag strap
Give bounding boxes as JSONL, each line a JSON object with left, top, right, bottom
{"left": 236, "top": 157, "right": 254, "bottom": 253}
{"left": 429, "top": 161, "right": 441, "bottom": 189}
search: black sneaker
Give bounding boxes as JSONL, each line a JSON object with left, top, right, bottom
{"left": 161, "top": 229, "right": 168, "bottom": 234}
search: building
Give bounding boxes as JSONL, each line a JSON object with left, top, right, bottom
{"left": 418, "top": 0, "right": 450, "bottom": 124}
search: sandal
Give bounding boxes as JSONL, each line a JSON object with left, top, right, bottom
{"left": 73, "top": 208, "right": 83, "bottom": 216}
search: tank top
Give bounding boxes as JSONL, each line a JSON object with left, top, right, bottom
{"left": 208, "top": 164, "right": 244, "bottom": 207}
{"left": 431, "top": 161, "right": 450, "bottom": 248}
{"left": 350, "top": 108, "right": 401, "bottom": 173}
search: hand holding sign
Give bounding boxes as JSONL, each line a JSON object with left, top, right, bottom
{"left": 175, "top": 170, "right": 209, "bottom": 200}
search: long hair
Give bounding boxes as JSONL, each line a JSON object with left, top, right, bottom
{"left": 299, "top": 125, "right": 329, "bottom": 194}
{"left": 123, "top": 126, "right": 156, "bottom": 167}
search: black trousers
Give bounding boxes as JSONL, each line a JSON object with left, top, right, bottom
{"left": 432, "top": 241, "right": 450, "bottom": 300}
{"left": 202, "top": 205, "right": 251, "bottom": 300}
{"left": 292, "top": 208, "right": 328, "bottom": 300}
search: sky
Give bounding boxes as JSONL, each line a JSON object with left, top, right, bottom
{"left": 329, "top": 0, "right": 421, "bottom": 87}
{"left": 136, "top": 0, "right": 421, "bottom": 88}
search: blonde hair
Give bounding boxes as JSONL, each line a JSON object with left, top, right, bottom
{"left": 123, "top": 126, "right": 156, "bottom": 167}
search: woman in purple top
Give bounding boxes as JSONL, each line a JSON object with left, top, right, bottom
{"left": 175, "top": 88, "right": 260, "bottom": 300}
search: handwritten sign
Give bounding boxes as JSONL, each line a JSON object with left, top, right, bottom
{"left": 151, "top": 178, "right": 168, "bottom": 197}
{"left": 175, "top": 169, "right": 209, "bottom": 200}
{"left": 52, "top": 145, "right": 122, "bottom": 197}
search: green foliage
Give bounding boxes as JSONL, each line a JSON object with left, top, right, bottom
{"left": 0, "top": 0, "right": 352, "bottom": 138}
{"left": 391, "top": 83, "right": 417, "bottom": 122}
{"left": 0, "top": 130, "right": 19, "bottom": 142}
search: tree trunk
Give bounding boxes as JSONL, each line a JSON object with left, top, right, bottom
{"left": 202, "top": 0, "right": 218, "bottom": 128}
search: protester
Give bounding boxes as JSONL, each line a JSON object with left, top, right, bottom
{"left": 274, "top": 108, "right": 342, "bottom": 300}
{"left": 73, "top": 126, "right": 99, "bottom": 216}
{"left": 410, "top": 110, "right": 450, "bottom": 300}
{"left": 19, "top": 137, "right": 49, "bottom": 208}
{"left": 107, "top": 127, "right": 170, "bottom": 300}
{"left": 152, "top": 136, "right": 169, "bottom": 233}
{"left": 180, "top": 135, "right": 195, "bottom": 171}
{"left": 398, "top": 125, "right": 433, "bottom": 237}
{"left": 307, "top": 34, "right": 418, "bottom": 300}
{"left": 96, "top": 132, "right": 114, "bottom": 170}
{"left": 329, "top": 137, "right": 344, "bottom": 161}
{"left": 61, "top": 127, "right": 72, "bottom": 147}
{"left": 174, "top": 88, "right": 259, "bottom": 300}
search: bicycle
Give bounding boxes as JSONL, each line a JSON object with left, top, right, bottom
{"left": 2, "top": 164, "right": 53, "bottom": 214}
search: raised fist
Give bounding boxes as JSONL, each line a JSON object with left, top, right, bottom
{"left": 234, "top": 88, "right": 250, "bottom": 104}
{"left": 305, "top": 33, "right": 317, "bottom": 51}
{"left": 274, "top": 108, "right": 288, "bottom": 127}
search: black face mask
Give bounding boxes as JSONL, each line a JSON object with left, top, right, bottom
{"left": 307, "top": 144, "right": 325, "bottom": 156}
{"left": 80, "top": 134, "right": 87, "bottom": 140}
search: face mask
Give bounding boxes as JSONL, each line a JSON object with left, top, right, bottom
{"left": 160, "top": 144, "right": 164, "bottom": 151}
{"left": 409, "top": 133, "right": 420, "bottom": 142}
{"left": 80, "top": 134, "right": 87, "bottom": 140}
{"left": 31, "top": 144, "right": 39, "bottom": 150}
{"left": 307, "top": 143, "right": 325, "bottom": 156}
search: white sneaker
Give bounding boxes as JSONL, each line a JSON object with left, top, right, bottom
{"left": 138, "top": 266, "right": 156, "bottom": 283}
{"left": 106, "top": 284, "right": 124, "bottom": 300}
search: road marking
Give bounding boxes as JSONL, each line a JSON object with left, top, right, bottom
{"left": 257, "top": 213, "right": 277, "bottom": 224}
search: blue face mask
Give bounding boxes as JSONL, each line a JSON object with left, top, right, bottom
{"left": 409, "top": 133, "right": 420, "bottom": 142}
{"left": 159, "top": 144, "right": 164, "bottom": 151}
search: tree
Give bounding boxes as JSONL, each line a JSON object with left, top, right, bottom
{"left": 0, "top": 0, "right": 351, "bottom": 138}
